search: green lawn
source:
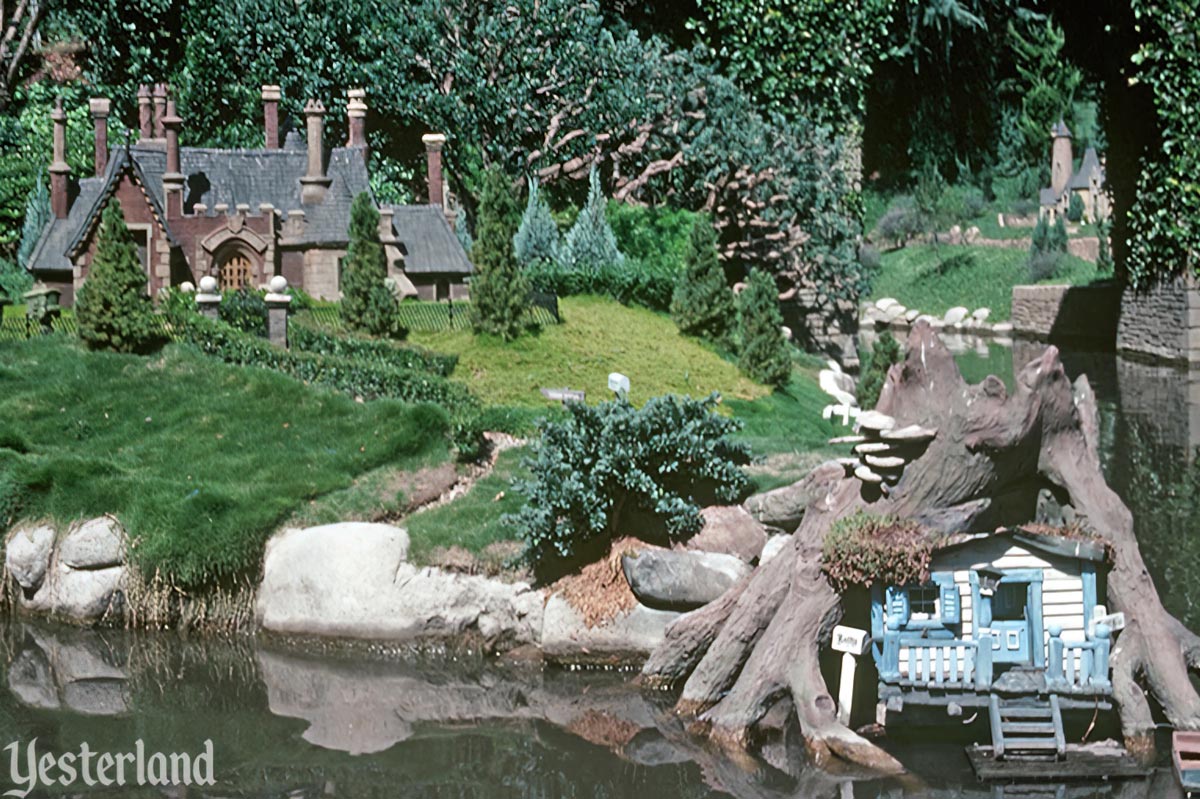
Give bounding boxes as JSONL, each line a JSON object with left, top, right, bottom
{"left": 410, "top": 295, "right": 768, "bottom": 407}
{"left": 869, "top": 244, "right": 1104, "bottom": 322}
{"left": 0, "top": 337, "right": 450, "bottom": 587}
{"left": 405, "top": 447, "right": 530, "bottom": 565}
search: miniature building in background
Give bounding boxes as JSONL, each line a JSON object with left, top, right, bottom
{"left": 1039, "top": 119, "right": 1110, "bottom": 223}
{"left": 25, "top": 85, "right": 472, "bottom": 305}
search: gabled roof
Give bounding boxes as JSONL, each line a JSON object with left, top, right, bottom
{"left": 1051, "top": 119, "right": 1072, "bottom": 138}
{"left": 1039, "top": 187, "right": 1061, "bottom": 207}
{"left": 1069, "top": 147, "right": 1104, "bottom": 190}
{"left": 933, "top": 526, "right": 1107, "bottom": 564}
{"left": 387, "top": 204, "right": 473, "bottom": 275}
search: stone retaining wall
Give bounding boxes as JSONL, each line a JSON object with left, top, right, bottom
{"left": 1116, "top": 276, "right": 1200, "bottom": 364}
{"left": 1010, "top": 283, "right": 1122, "bottom": 348}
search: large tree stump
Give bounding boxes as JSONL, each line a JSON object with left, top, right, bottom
{"left": 642, "top": 321, "right": 1200, "bottom": 772}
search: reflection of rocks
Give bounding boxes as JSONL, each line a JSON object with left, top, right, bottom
{"left": 4, "top": 517, "right": 127, "bottom": 623}
{"left": 257, "top": 647, "right": 671, "bottom": 759}
{"left": 5, "top": 625, "right": 129, "bottom": 716}
{"left": 257, "top": 523, "right": 543, "bottom": 651}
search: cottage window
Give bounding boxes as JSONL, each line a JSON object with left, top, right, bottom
{"left": 908, "top": 585, "right": 940, "bottom": 619}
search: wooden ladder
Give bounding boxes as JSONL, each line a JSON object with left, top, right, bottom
{"left": 988, "top": 694, "right": 1065, "bottom": 761}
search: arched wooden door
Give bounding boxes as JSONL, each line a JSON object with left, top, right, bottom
{"left": 218, "top": 254, "right": 253, "bottom": 291}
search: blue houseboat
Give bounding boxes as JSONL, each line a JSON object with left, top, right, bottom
{"left": 870, "top": 528, "right": 1114, "bottom": 760}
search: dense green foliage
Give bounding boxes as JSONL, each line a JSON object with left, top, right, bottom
{"left": 524, "top": 259, "right": 678, "bottom": 312}
{"left": 513, "top": 176, "right": 560, "bottom": 267}
{"left": 75, "top": 201, "right": 161, "bottom": 354}
{"left": 340, "top": 193, "right": 403, "bottom": 338}
{"left": 670, "top": 218, "right": 735, "bottom": 347}
{"left": 171, "top": 313, "right": 472, "bottom": 409}
{"left": 560, "top": 168, "right": 624, "bottom": 273}
{"left": 1125, "top": 0, "right": 1200, "bottom": 286}
{"left": 288, "top": 319, "right": 458, "bottom": 376}
{"left": 471, "top": 168, "right": 532, "bottom": 341}
{"left": 736, "top": 270, "right": 791, "bottom": 388}
{"left": 0, "top": 337, "right": 448, "bottom": 588}
{"left": 822, "top": 511, "right": 932, "bottom": 592}
{"left": 507, "top": 393, "right": 751, "bottom": 570}
{"left": 857, "top": 331, "right": 902, "bottom": 411}
{"left": 0, "top": 257, "right": 31, "bottom": 304}
{"left": 1028, "top": 214, "right": 1069, "bottom": 280}
{"left": 1066, "top": 191, "right": 1085, "bottom": 223}
{"left": 218, "top": 289, "right": 268, "bottom": 337}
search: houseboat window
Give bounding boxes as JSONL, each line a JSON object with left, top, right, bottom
{"left": 908, "top": 585, "right": 939, "bottom": 619}
{"left": 992, "top": 582, "right": 1028, "bottom": 621}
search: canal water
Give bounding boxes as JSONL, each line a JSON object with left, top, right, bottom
{"left": 1, "top": 338, "right": 1196, "bottom": 798}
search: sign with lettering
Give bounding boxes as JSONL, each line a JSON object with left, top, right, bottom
{"left": 1092, "top": 612, "right": 1126, "bottom": 633}
{"left": 832, "top": 625, "right": 869, "bottom": 655}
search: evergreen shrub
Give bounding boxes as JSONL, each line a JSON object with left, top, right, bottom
{"left": 75, "top": 201, "right": 161, "bottom": 354}
{"left": 736, "top": 269, "right": 791, "bottom": 388}
{"left": 857, "top": 331, "right": 902, "bottom": 411}
{"left": 341, "top": 192, "right": 404, "bottom": 339}
{"left": 670, "top": 218, "right": 735, "bottom": 347}
{"left": 471, "top": 168, "right": 533, "bottom": 340}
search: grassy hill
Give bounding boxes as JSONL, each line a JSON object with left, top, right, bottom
{"left": 869, "top": 244, "right": 1104, "bottom": 321}
{"left": 410, "top": 295, "right": 768, "bottom": 407}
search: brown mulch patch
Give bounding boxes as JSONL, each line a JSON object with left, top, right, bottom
{"left": 550, "top": 537, "right": 654, "bottom": 628}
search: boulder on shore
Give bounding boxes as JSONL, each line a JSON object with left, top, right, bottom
{"left": 5, "top": 518, "right": 127, "bottom": 623}
{"left": 541, "top": 594, "right": 680, "bottom": 665}
{"left": 742, "top": 460, "right": 845, "bottom": 532}
{"left": 256, "top": 523, "right": 543, "bottom": 651}
{"left": 621, "top": 549, "right": 749, "bottom": 611}
{"left": 687, "top": 506, "right": 768, "bottom": 562}
{"left": 5, "top": 524, "right": 55, "bottom": 591}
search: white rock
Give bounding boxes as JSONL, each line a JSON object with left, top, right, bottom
{"left": 59, "top": 517, "right": 125, "bottom": 570}
{"left": 5, "top": 525, "right": 56, "bottom": 590}
{"left": 905, "top": 309, "right": 921, "bottom": 322}
{"left": 972, "top": 307, "right": 991, "bottom": 323}
{"left": 52, "top": 566, "right": 125, "bottom": 621}
{"left": 759, "top": 535, "right": 791, "bottom": 566}
{"left": 874, "top": 297, "right": 898, "bottom": 311}
{"left": 943, "top": 306, "right": 970, "bottom": 325}
{"left": 884, "top": 303, "right": 907, "bottom": 321}
{"left": 541, "top": 594, "right": 679, "bottom": 665}
{"left": 257, "top": 523, "right": 543, "bottom": 648}
{"left": 992, "top": 322, "right": 1014, "bottom": 334}
{"left": 780, "top": 325, "right": 793, "bottom": 341}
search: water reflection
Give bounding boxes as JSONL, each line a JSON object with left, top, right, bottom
{"left": 0, "top": 622, "right": 1181, "bottom": 799}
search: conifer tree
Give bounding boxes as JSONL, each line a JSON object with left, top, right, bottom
{"left": 561, "top": 167, "right": 623, "bottom": 272}
{"left": 470, "top": 167, "right": 531, "bottom": 340}
{"left": 455, "top": 205, "right": 474, "bottom": 256}
{"left": 75, "top": 200, "right": 159, "bottom": 353}
{"left": 670, "top": 217, "right": 735, "bottom": 347}
{"left": 736, "top": 268, "right": 791, "bottom": 388}
{"left": 340, "top": 192, "right": 402, "bottom": 338}
{"left": 17, "top": 172, "right": 49, "bottom": 272}
{"left": 513, "top": 175, "right": 560, "bottom": 266}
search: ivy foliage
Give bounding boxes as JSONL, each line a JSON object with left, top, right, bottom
{"left": 736, "top": 269, "right": 791, "bottom": 388}
{"left": 670, "top": 217, "right": 735, "bottom": 348}
{"left": 341, "top": 192, "right": 403, "bottom": 339}
{"left": 506, "top": 393, "right": 751, "bottom": 572}
{"left": 75, "top": 201, "right": 161, "bottom": 354}
{"left": 821, "top": 511, "right": 932, "bottom": 592}
{"left": 513, "top": 175, "right": 561, "bottom": 267}
{"left": 470, "top": 168, "right": 532, "bottom": 341}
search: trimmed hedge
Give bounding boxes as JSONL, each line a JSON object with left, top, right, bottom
{"left": 288, "top": 318, "right": 458, "bottom": 377}
{"left": 171, "top": 313, "right": 473, "bottom": 409}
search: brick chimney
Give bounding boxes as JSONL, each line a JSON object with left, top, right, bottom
{"left": 89, "top": 98, "right": 110, "bottom": 177}
{"left": 163, "top": 94, "right": 184, "bottom": 217}
{"left": 346, "top": 88, "right": 367, "bottom": 151}
{"left": 152, "top": 83, "right": 167, "bottom": 139}
{"left": 422, "top": 133, "right": 446, "bottom": 207}
{"left": 262, "top": 85, "right": 281, "bottom": 150}
{"left": 137, "top": 85, "right": 152, "bottom": 140}
{"left": 300, "top": 100, "right": 331, "bottom": 205}
{"left": 49, "top": 97, "right": 70, "bottom": 219}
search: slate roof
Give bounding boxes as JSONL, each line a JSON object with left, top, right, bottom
{"left": 387, "top": 204, "right": 474, "bottom": 274}
{"left": 27, "top": 138, "right": 472, "bottom": 278}
{"left": 1068, "top": 147, "right": 1103, "bottom": 191}
{"left": 1039, "top": 187, "right": 1061, "bottom": 207}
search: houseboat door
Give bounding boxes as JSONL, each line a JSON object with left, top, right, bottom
{"left": 988, "top": 581, "right": 1033, "bottom": 664}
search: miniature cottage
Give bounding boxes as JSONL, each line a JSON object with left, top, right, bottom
{"left": 872, "top": 528, "right": 1113, "bottom": 710}
{"left": 25, "top": 85, "right": 472, "bottom": 305}
{"left": 1039, "top": 119, "right": 1109, "bottom": 223}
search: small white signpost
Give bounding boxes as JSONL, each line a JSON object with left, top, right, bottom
{"left": 1089, "top": 605, "right": 1126, "bottom": 636}
{"left": 832, "top": 625, "right": 869, "bottom": 726}
{"left": 608, "top": 372, "right": 630, "bottom": 397}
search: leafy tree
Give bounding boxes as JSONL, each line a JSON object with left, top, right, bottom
{"left": 1004, "top": 16, "right": 1083, "bottom": 167}
{"left": 340, "top": 192, "right": 402, "bottom": 338}
{"left": 75, "top": 200, "right": 159, "bottom": 353}
{"left": 17, "top": 172, "right": 49, "bottom": 271}
{"left": 470, "top": 167, "right": 531, "bottom": 340}
{"left": 857, "top": 330, "right": 902, "bottom": 411}
{"left": 506, "top": 393, "right": 751, "bottom": 573}
{"left": 670, "top": 218, "right": 735, "bottom": 347}
{"left": 512, "top": 175, "right": 560, "bottom": 267}
{"left": 0, "top": 257, "right": 31, "bottom": 303}
{"left": 560, "top": 167, "right": 623, "bottom": 273}
{"left": 0, "top": 0, "right": 48, "bottom": 112}
{"left": 736, "top": 269, "right": 791, "bottom": 388}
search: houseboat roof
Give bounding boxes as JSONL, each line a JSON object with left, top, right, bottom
{"left": 933, "top": 527, "right": 1107, "bottom": 564}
